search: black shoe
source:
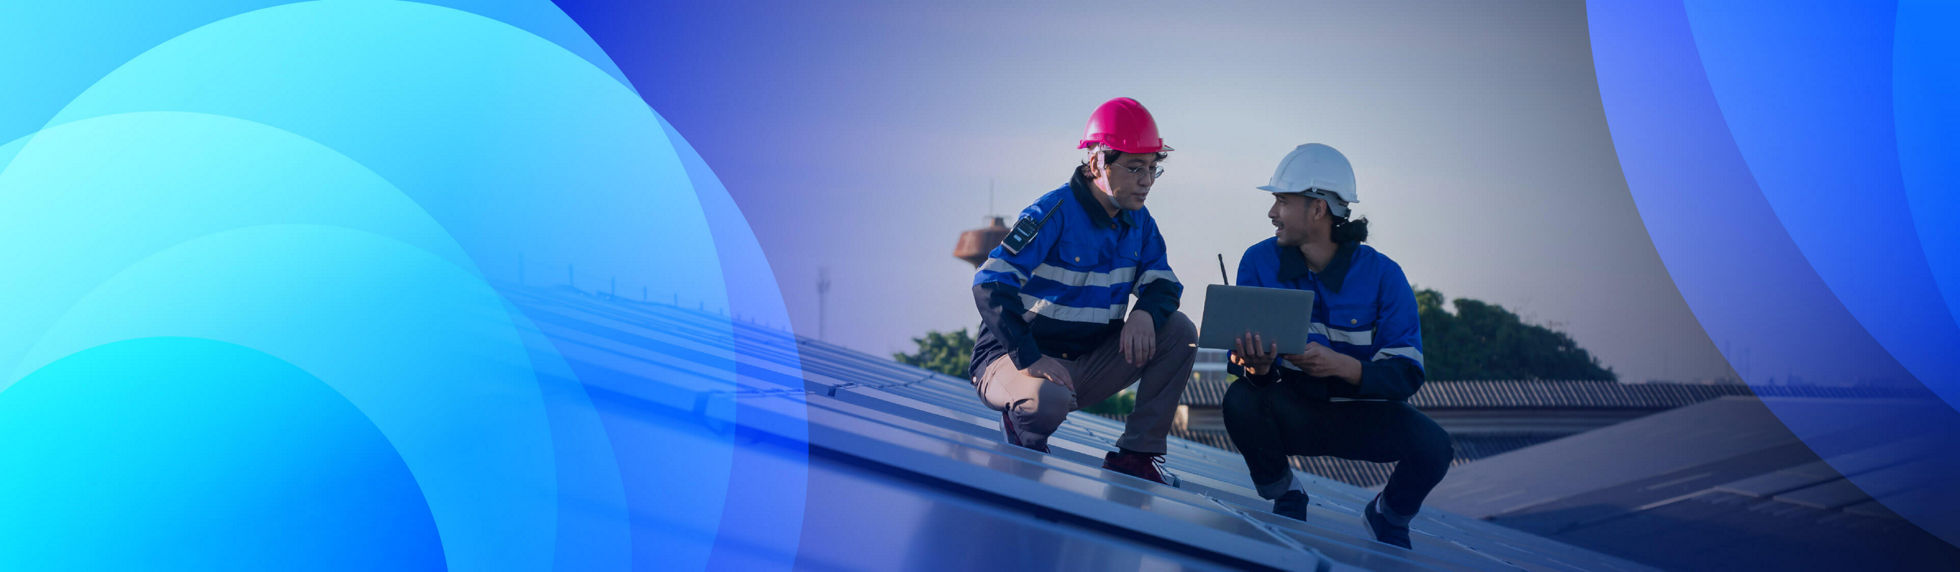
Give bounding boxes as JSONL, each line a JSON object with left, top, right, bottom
{"left": 1364, "top": 494, "right": 1413, "bottom": 549}
{"left": 1273, "top": 490, "right": 1308, "bottom": 521}
{"left": 1000, "top": 410, "right": 1048, "bottom": 453}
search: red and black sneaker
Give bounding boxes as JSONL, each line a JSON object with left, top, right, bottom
{"left": 1001, "top": 410, "right": 1049, "bottom": 453}
{"left": 1102, "top": 450, "right": 1181, "bottom": 487}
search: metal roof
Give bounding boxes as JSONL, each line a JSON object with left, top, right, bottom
{"left": 1171, "top": 373, "right": 1939, "bottom": 493}
{"left": 1143, "top": 422, "right": 1566, "bottom": 489}
{"left": 1179, "top": 376, "right": 1935, "bottom": 410}
{"left": 504, "top": 285, "right": 1656, "bottom": 571}
{"left": 1424, "top": 396, "right": 1960, "bottom": 570}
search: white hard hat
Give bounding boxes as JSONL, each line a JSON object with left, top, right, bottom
{"left": 1258, "top": 143, "right": 1358, "bottom": 218}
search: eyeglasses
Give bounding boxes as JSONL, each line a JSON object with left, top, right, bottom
{"left": 1119, "top": 163, "right": 1165, "bottom": 180}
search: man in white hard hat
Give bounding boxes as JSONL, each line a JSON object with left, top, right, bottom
{"left": 968, "top": 97, "right": 1196, "bottom": 487}
{"left": 1223, "top": 143, "right": 1450, "bottom": 550}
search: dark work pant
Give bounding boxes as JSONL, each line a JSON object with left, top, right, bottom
{"left": 1221, "top": 378, "right": 1453, "bottom": 517}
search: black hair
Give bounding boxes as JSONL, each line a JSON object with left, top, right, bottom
{"left": 1083, "top": 148, "right": 1170, "bottom": 168}
{"left": 1330, "top": 215, "right": 1370, "bottom": 244}
{"left": 1305, "top": 195, "right": 1368, "bottom": 243}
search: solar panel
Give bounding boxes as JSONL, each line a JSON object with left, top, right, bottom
{"left": 1426, "top": 394, "right": 1960, "bottom": 569}
{"left": 505, "top": 284, "right": 1655, "bottom": 571}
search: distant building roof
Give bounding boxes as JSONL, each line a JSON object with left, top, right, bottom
{"left": 1179, "top": 377, "right": 1935, "bottom": 410}
{"left": 1164, "top": 376, "right": 1940, "bottom": 491}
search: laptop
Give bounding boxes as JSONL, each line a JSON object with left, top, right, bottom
{"left": 1195, "top": 284, "right": 1315, "bottom": 352}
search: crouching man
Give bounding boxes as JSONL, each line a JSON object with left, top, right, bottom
{"left": 1225, "top": 143, "right": 1452, "bottom": 549}
{"left": 970, "top": 97, "right": 1196, "bottom": 486}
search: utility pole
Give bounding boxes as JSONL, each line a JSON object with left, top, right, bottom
{"left": 817, "top": 267, "right": 832, "bottom": 341}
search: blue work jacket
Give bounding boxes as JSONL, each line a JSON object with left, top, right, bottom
{"left": 968, "top": 169, "right": 1182, "bottom": 379}
{"left": 1227, "top": 238, "right": 1426, "bottom": 401}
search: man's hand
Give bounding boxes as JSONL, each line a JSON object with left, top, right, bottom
{"left": 1230, "top": 331, "right": 1278, "bottom": 376}
{"left": 1021, "top": 356, "right": 1075, "bottom": 392}
{"left": 1120, "top": 309, "right": 1156, "bottom": 367}
{"left": 1284, "top": 342, "right": 1364, "bottom": 385}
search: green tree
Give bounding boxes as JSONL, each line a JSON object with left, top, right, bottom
{"left": 1416, "top": 288, "right": 1616, "bottom": 381}
{"left": 1081, "top": 389, "right": 1135, "bottom": 416}
{"left": 893, "top": 328, "right": 975, "bottom": 378}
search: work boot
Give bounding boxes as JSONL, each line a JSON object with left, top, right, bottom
{"left": 1364, "top": 493, "right": 1413, "bottom": 549}
{"left": 1273, "top": 490, "right": 1309, "bottom": 521}
{"left": 1000, "top": 410, "right": 1048, "bottom": 453}
{"left": 1102, "top": 450, "right": 1181, "bottom": 487}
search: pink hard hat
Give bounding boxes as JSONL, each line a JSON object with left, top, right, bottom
{"left": 1078, "top": 97, "right": 1172, "bottom": 154}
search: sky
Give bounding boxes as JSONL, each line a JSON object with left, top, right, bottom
{"left": 604, "top": 1, "right": 1737, "bottom": 384}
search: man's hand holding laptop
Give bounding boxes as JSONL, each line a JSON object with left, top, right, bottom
{"left": 1285, "top": 343, "right": 1363, "bottom": 385}
{"left": 1230, "top": 332, "right": 1280, "bottom": 376}
{"left": 1232, "top": 332, "right": 1363, "bottom": 385}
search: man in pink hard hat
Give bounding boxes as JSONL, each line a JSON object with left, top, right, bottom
{"left": 969, "top": 97, "right": 1196, "bottom": 487}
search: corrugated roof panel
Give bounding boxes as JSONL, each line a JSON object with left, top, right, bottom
{"left": 1715, "top": 460, "right": 1847, "bottom": 498}
{"left": 503, "top": 285, "right": 1657, "bottom": 571}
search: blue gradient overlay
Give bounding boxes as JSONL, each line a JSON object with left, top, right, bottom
{"left": 1589, "top": 0, "right": 1960, "bottom": 544}
{"left": 3, "top": 0, "right": 1956, "bottom": 568}
{"left": 0, "top": 1, "right": 802, "bottom": 569}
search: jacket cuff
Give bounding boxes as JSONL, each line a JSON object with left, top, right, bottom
{"left": 1355, "top": 358, "right": 1422, "bottom": 401}
{"left": 1133, "top": 295, "right": 1176, "bottom": 332}
{"left": 1131, "top": 279, "right": 1181, "bottom": 331}
{"left": 1228, "top": 361, "right": 1282, "bottom": 387}
{"left": 1009, "top": 338, "right": 1045, "bottom": 370}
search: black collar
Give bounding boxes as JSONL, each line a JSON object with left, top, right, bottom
{"left": 1276, "top": 240, "right": 1357, "bottom": 292}
{"left": 1069, "top": 168, "right": 1132, "bottom": 229}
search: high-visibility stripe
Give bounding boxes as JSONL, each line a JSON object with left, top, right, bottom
{"left": 1030, "top": 263, "right": 1135, "bottom": 288}
{"left": 1327, "top": 327, "right": 1373, "bottom": 346}
{"left": 1020, "top": 294, "right": 1127, "bottom": 324}
{"left": 1273, "top": 345, "right": 1422, "bottom": 372}
{"left": 1137, "top": 268, "right": 1180, "bottom": 286}
{"left": 1308, "top": 323, "right": 1374, "bottom": 346}
{"left": 981, "top": 258, "right": 1027, "bottom": 284}
{"left": 1372, "top": 346, "right": 1424, "bottom": 368}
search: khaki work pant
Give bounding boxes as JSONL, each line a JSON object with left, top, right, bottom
{"left": 973, "top": 311, "right": 1197, "bottom": 454}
